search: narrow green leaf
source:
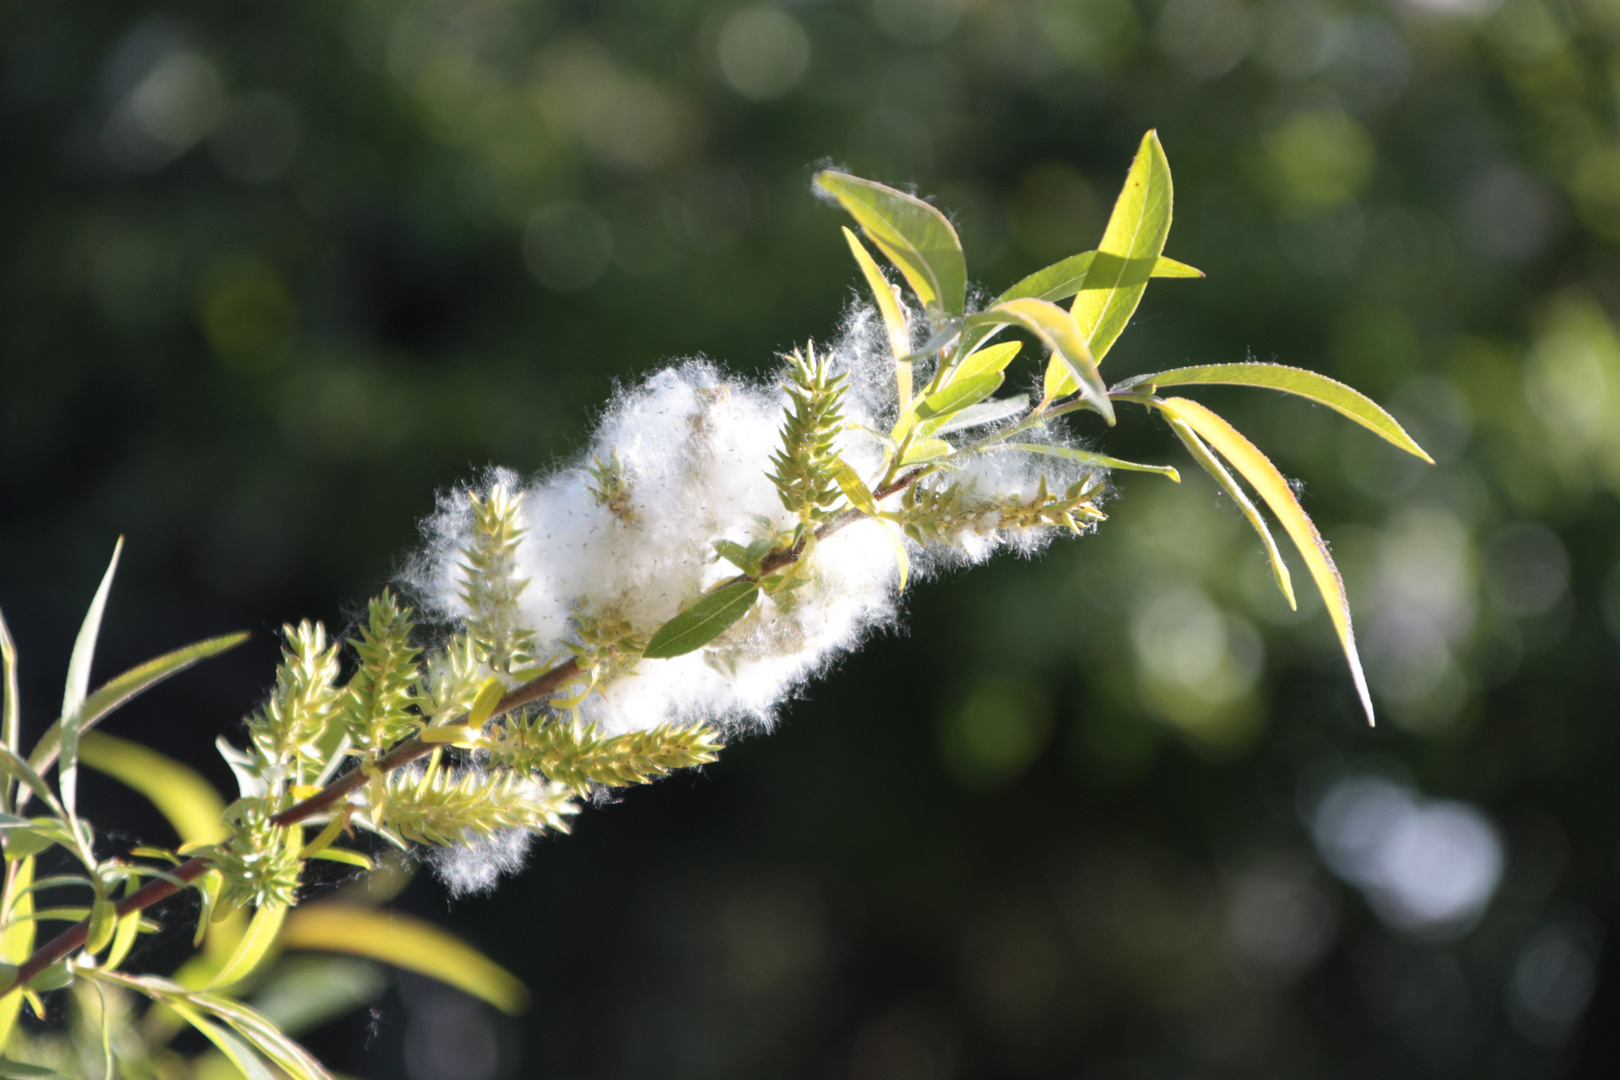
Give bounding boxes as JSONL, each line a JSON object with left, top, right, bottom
{"left": 104, "top": 902, "right": 142, "bottom": 971}
{"left": 882, "top": 523, "right": 910, "bottom": 593}
{"left": 1074, "top": 130, "right": 1173, "bottom": 359}
{"left": 86, "top": 896, "right": 116, "bottom": 954}
{"left": 0, "top": 608, "right": 18, "bottom": 769}
{"left": 0, "top": 749, "right": 61, "bottom": 819}
{"left": 842, "top": 227, "right": 910, "bottom": 364}
{"left": 1000, "top": 252, "right": 1203, "bottom": 305}
{"left": 78, "top": 732, "right": 228, "bottom": 845}
{"left": 1005, "top": 443, "right": 1182, "bottom": 481}
{"left": 946, "top": 340, "right": 1021, "bottom": 385}
{"left": 830, "top": 458, "right": 878, "bottom": 516}
{"left": 643, "top": 582, "right": 761, "bottom": 659}
{"left": 1119, "top": 362, "right": 1434, "bottom": 462}
{"left": 1161, "top": 417, "right": 1296, "bottom": 610}
{"left": 307, "top": 847, "right": 373, "bottom": 871}
{"left": 59, "top": 538, "right": 124, "bottom": 818}
{"left": 915, "top": 370, "right": 1003, "bottom": 421}
{"left": 1156, "top": 396, "right": 1373, "bottom": 725}
{"left": 816, "top": 172, "right": 967, "bottom": 318}
{"left": 27, "top": 631, "right": 250, "bottom": 782}
{"left": 169, "top": 1004, "right": 281, "bottom": 1080}
{"left": 206, "top": 902, "right": 288, "bottom": 990}
{"left": 0, "top": 858, "right": 36, "bottom": 1050}
{"left": 280, "top": 904, "right": 530, "bottom": 1015}
{"left": 1149, "top": 256, "right": 1204, "bottom": 278}
{"left": 968, "top": 298, "right": 1114, "bottom": 424}
{"left": 1045, "top": 131, "right": 1174, "bottom": 399}
{"left": 919, "top": 395, "right": 1028, "bottom": 438}
{"left": 898, "top": 436, "right": 953, "bottom": 465}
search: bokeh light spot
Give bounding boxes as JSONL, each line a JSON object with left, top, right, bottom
{"left": 718, "top": 7, "right": 811, "bottom": 101}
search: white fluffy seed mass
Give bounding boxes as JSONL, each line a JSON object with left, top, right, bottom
{"left": 413, "top": 307, "right": 1099, "bottom": 741}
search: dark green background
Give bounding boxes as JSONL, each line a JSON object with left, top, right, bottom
{"left": 5, "top": 0, "right": 1620, "bottom": 1075}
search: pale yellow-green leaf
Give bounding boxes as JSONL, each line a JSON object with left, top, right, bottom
{"left": 947, "top": 340, "right": 1021, "bottom": 384}
{"left": 816, "top": 172, "right": 966, "bottom": 317}
{"left": 86, "top": 896, "right": 117, "bottom": 954}
{"left": 27, "top": 631, "right": 250, "bottom": 782}
{"left": 78, "top": 732, "right": 228, "bottom": 846}
{"left": 1156, "top": 396, "right": 1373, "bottom": 724}
{"left": 882, "top": 523, "right": 910, "bottom": 593}
{"left": 915, "top": 370, "right": 1003, "bottom": 421}
{"left": 1159, "top": 417, "right": 1296, "bottom": 610}
{"left": 279, "top": 904, "right": 529, "bottom": 1014}
{"left": 168, "top": 1003, "right": 281, "bottom": 1080}
{"left": 1123, "top": 362, "right": 1433, "bottom": 462}
{"left": 968, "top": 298, "right": 1114, "bottom": 424}
{"left": 467, "top": 676, "right": 506, "bottom": 728}
{"left": 104, "top": 906, "right": 142, "bottom": 971}
{"left": 307, "top": 848, "right": 373, "bottom": 871}
{"left": 842, "top": 227, "right": 910, "bottom": 364}
{"left": 206, "top": 902, "right": 288, "bottom": 991}
{"left": 1005, "top": 443, "right": 1181, "bottom": 481}
{"left": 59, "top": 537, "right": 124, "bottom": 819}
{"left": 0, "top": 858, "right": 37, "bottom": 1050}
{"left": 831, "top": 457, "right": 878, "bottom": 516}
{"left": 1074, "top": 130, "right": 1173, "bottom": 359}
{"left": 1000, "top": 252, "right": 1203, "bottom": 305}
{"left": 0, "top": 606, "right": 18, "bottom": 764}
{"left": 1046, "top": 131, "right": 1173, "bottom": 399}
{"left": 899, "top": 436, "right": 953, "bottom": 465}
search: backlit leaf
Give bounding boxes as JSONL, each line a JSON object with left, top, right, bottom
{"left": 1118, "top": 362, "right": 1434, "bottom": 462}
{"left": 1046, "top": 131, "right": 1173, "bottom": 399}
{"left": 1156, "top": 396, "right": 1373, "bottom": 725}
{"left": 968, "top": 299, "right": 1114, "bottom": 424}
{"left": 206, "top": 902, "right": 288, "bottom": 991}
{"left": 915, "top": 371, "right": 1003, "bottom": 421}
{"left": 1000, "top": 252, "right": 1203, "bottom": 305}
{"left": 0, "top": 607, "right": 18, "bottom": 763}
{"left": 919, "top": 395, "right": 1028, "bottom": 438}
{"left": 27, "top": 632, "right": 250, "bottom": 783}
{"left": 643, "top": 582, "right": 760, "bottom": 659}
{"left": 1159, "top": 417, "right": 1296, "bottom": 610}
{"left": 831, "top": 458, "right": 878, "bottom": 516}
{"left": 0, "top": 1060, "right": 72, "bottom": 1078}
{"left": 279, "top": 904, "right": 529, "bottom": 1014}
{"left": 1005, "top": 443, "right": 1181, "bottom": 481}
{"left": 816, "top": 172, "right": 966, "bottom": 318}
{"left": 60, "top": 538, "right": 124, "bottom": 818}
{"left": 842, "top": 227, "right": 910, "bottom": 364}
{"left": 79, "top": 732, "right": 228, "bottom": 845}
{"left": 0, "top": 858, "right": 37, "bottom": 1050}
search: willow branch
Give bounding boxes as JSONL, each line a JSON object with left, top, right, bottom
{"left": 0, "top": 657, "right": 582, "bottom": 996}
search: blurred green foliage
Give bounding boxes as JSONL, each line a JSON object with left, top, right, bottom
{"left": 6, "top": 0, "right": 1620, "bottom": 1075}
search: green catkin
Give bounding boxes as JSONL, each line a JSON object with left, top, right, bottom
{"left": 341, "top": 590, "right": 422, "bottom": 755}
{"left": 459, "top": 482, "right": 537, "bottom": 675}
{"left": 768, "top": 344, "right": 848, "bottom": 526}
{"left": 382, "top": 767, "right": 576, "bottom": 846}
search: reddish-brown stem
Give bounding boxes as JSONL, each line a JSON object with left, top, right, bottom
{"left": 1, "top": 472, "right": 924, "bottom": 996}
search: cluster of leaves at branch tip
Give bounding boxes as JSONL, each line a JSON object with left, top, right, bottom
{"left": 0, "top": 129, "right": 1438, "bottom": 1080}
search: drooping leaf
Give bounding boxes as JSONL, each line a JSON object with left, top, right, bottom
{"left": 999, "top": 252, "right": 1203, "bottom": 305}
{"left": 168, "top": 1003, "right": 281, "bottom": 1080}
{"left": 279, "top": 904, "right": 530, "bottom": 1015}
{"left": 1160, "top": 417, "right": 1296, "bottom": 610}
{"left": 1156, "top": 396, "right": 1373, "bottom": 725}
{"left": 1045, "top": 131, "right": 1174, "bottom": 400}
{"left": 968, "top": 299, "right": 1114, "bottom": 424}
{"left": 59, "top": 538, "right": 124, "bottom": 818}
{"left": 643, "top": 582, "right": 761, "bottom": 659}
{"left": 1118, "top": 362, "right": 1434, "bottom": 462}
{"left": 1005, "top": 443, "right": 1181, "bottom": 481}
{"left": 842, "top": 227, "right": 910, "bottom": 364}
{"left": 915, "top": 371, "right": 1004, "bottom": 422}
{"left": 86, "top": 895, "right": 117, "bottom": 954}
{"left": 816, "top": 172, "right": 967, "bottom": 318}
{"left": 78, "top": 732, "right": 229, "bottom": 846}
{"left": 206, "top": 902, "right": 288, "bottom": 990}
{"left": 26, "top": 632, "right": 250, "bottom": 782}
